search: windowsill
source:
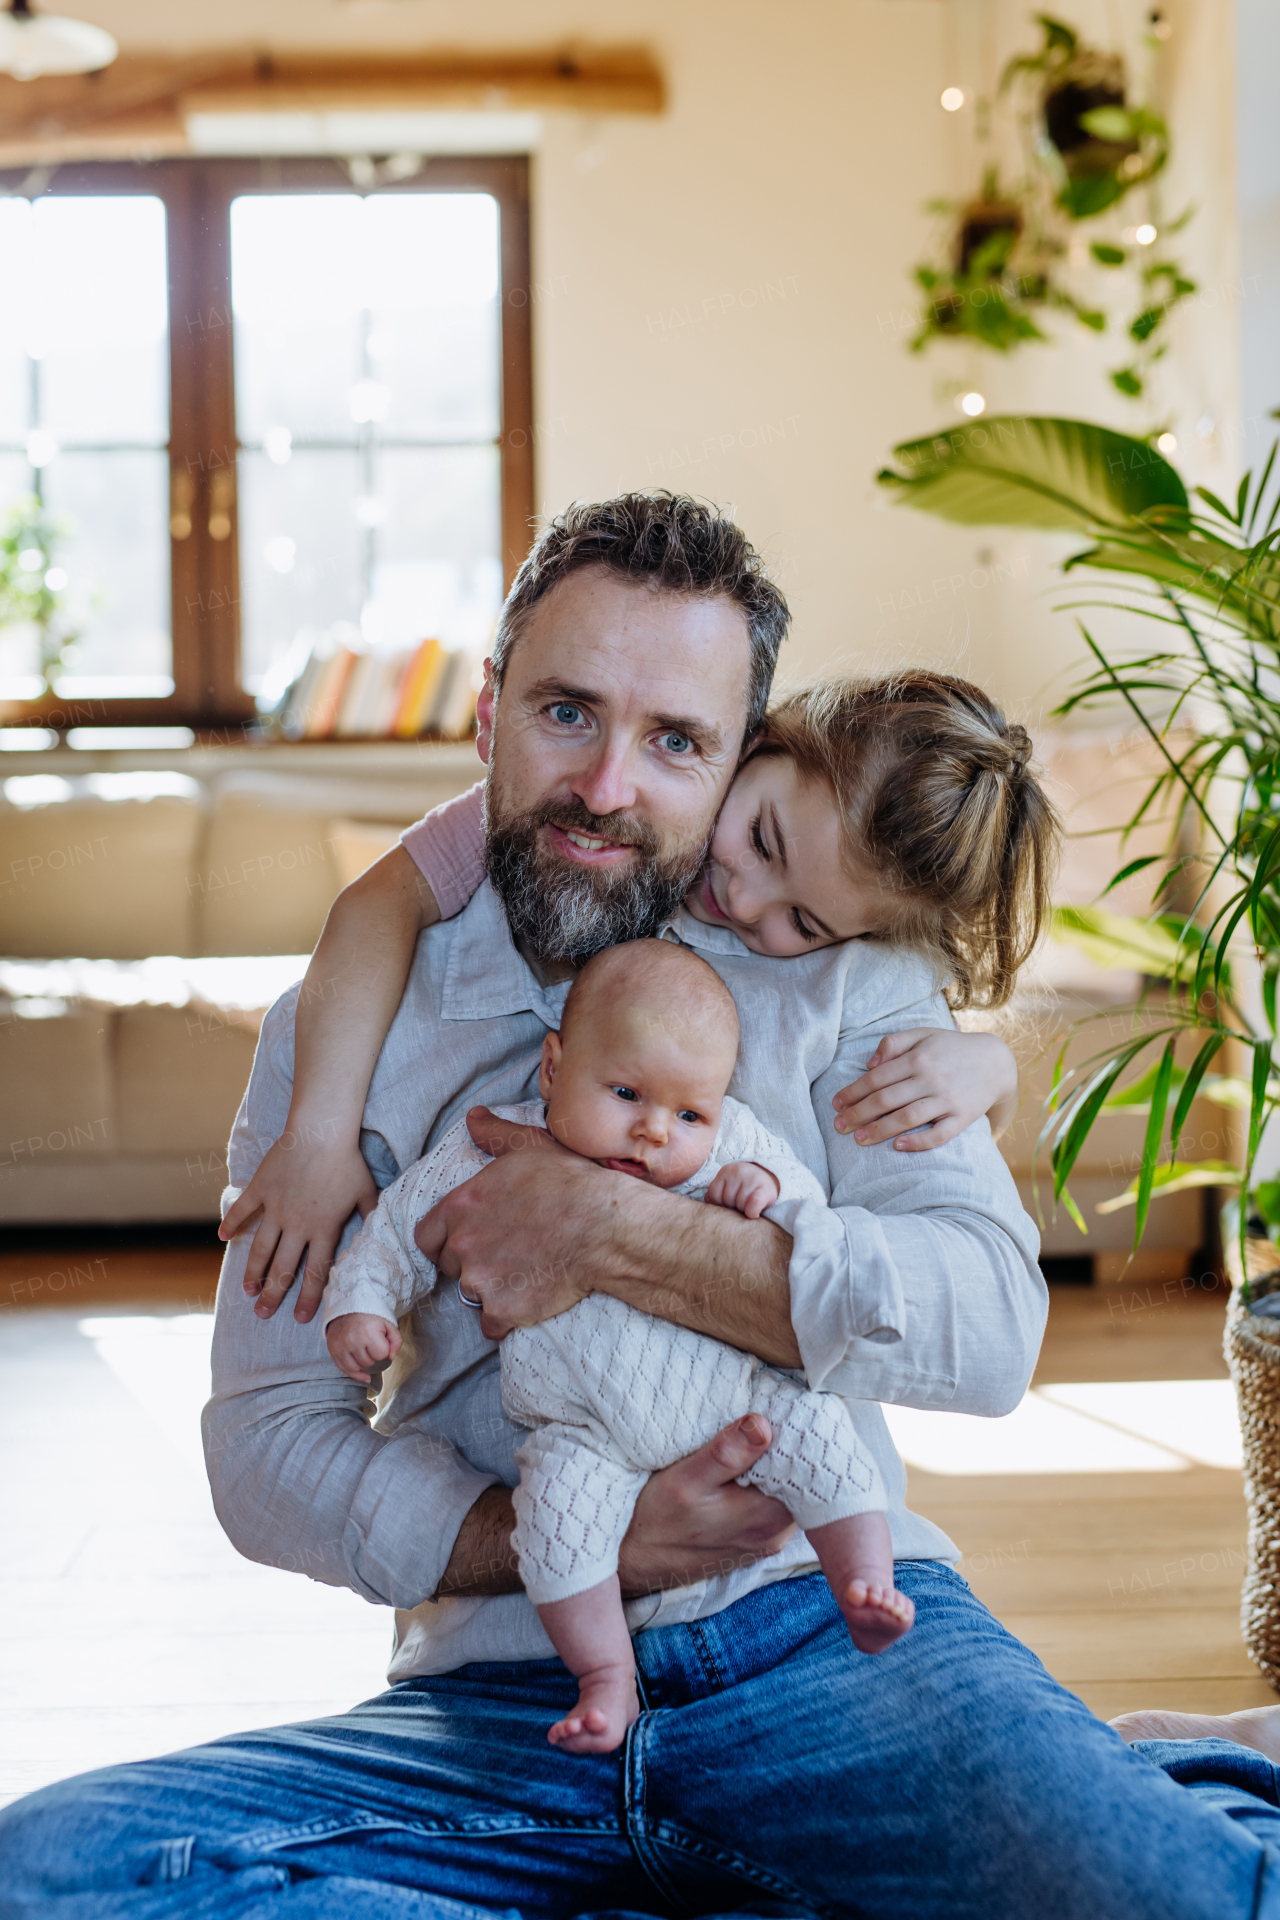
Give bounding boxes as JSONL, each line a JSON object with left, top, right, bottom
{"left": 0, "top": 735, "right": 483, "bottom": 779}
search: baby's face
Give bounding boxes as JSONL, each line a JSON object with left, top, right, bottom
{"left": 539, "top": 1003, "right": 735, "bottom": 1189}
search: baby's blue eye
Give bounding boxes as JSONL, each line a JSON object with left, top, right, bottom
{"left": 612, "top": 1086, "right": 639, "bottom": 1103}
{"left": 678, "top": 1109, "right": 700, "bottom": 1125}
{"left": 551, "top": 703, "right": 584, "bottom": 725}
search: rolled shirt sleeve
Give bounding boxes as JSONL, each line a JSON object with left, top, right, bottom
{"left": 202, "top": 988, "right": 500, "bottom": 1609}
{"left": 776, "top": 984, "right": 1047, "bottom": 1417}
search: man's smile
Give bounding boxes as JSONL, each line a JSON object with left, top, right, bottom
{"left": 544, "top": 821, "right": 640, "bottom": 865}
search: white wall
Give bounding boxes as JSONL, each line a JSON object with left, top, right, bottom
{"left": 85, "top": 1, "right": 1252, "bottom": 724}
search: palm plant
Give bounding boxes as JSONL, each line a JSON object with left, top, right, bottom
{"left": 878, "top": 416, "right": 1280, "bottom": 1271}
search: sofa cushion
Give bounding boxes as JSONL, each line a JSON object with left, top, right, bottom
{"left": 0, "top": 772, "right": 203, "bottom": 959}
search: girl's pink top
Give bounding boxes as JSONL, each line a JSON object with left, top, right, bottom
{"left": 398, "top": 781, "right": 487, "bottom": 919}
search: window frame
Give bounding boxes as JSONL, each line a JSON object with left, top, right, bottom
{"left": 0, "top": 153, "right": 534, "bottom": 734}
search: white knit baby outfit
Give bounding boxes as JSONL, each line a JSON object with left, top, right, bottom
{"left": 322, "top": 1100, "right": 886, "bottom": 1607}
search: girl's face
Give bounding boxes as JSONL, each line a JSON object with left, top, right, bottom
{"left": 683, "top": 752, "right": 895, "bottom": 958}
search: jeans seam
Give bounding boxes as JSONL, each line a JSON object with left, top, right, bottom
{"left": 234, "top": 1813, "right": 624, "bottom": 1852}
{"left": 687, "top": 1620, "right": 726, "bottom": 1693}
{"left": 645, "top": 1820, "right": 835, "bottom": 1920}
{"left": 626, "top": 1709, "right": 684, "bottom": 1913}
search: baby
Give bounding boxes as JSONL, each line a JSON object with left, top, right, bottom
{"left": 323, "top": 937, "right": 913, "bottom": 1757}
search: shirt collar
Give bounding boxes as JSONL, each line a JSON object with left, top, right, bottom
{"left": 441, "top": 881, "right": 572, "bottom": 1027}
{"left": 660, "top": 903, "right": 755, "bottom": 958}
{"left": 440, "top": 886, "right": 755, "bottom": 1029}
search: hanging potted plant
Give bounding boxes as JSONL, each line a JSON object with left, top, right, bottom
{"left": 878, "top": 411, "right": 1280, "bottom": 1683}
{"left": 910, "top": 13, "right": 1194, "bottom": 400}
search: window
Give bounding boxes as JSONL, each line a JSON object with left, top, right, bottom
{"left": 0, "top": 156, "right": 533, "bottom": 732}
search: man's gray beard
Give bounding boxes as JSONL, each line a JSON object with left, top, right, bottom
{"left": 484, "top": 798, "right": 709, "bottom": 968}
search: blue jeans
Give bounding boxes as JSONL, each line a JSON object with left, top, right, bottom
{"left": 4, "top": 1565, "right": 1280, "bottom": 1919}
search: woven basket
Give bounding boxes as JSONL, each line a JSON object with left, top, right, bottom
{"left": 1225, "top": 1237, "right": 1280, "bottom": 1688}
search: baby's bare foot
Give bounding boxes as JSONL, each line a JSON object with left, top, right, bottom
{"left": 839, "top": 1577, "right": 915, "bottom": 1655}
{"left": 548, "top": 1668, "right": 639, "bottom": 1755}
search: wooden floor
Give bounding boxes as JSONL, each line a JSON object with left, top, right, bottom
{"left": 908, "top": 1280, "right": 1276, "bottom": 1721}
{"left": 0, "top": 1242, "right": 1272, "bottom": 1809}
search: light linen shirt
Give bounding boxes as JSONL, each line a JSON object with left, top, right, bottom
{"left": 205, "top": 879, "right": 1046, "bottom": 1677}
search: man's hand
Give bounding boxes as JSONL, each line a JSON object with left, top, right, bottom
{"left": 414, "top": 1108, "right": 602, "bottom": 1339}
{"left": 618, "top": 1413, "right": 795, "bottom": 1594}
{"left": 435, "top": 1413, "right": 794, "bottom": 1599}
{"left": 416, "top": 1106, "right": 799, "bottom": 1366}
{"left": 223, "top": 1132, "right": 378, "bottom": 1323}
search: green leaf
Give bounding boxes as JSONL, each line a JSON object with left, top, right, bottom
{"left": 1051, "top": 905, "right": 1187, "bottom": 978}
{"left": 1052, "top": 1047, "right": 1148, "bottom": 1200}
{"left": 1095, "top": 1161, "right": 1240, "bottom": 1214}
{"left": 1132, "top": 1040, "right": 1178, "bottom": 1247}
{"left": 1195, "top": 486, "right": 1238, "bottom": 523}
{"left": 1060, "top": 1186, "right": 1088, "bottom": 1234}
{"left": 1249, "top": 1040, "right": 1274, "bottom": 1172}
{"left": 1091, "top": 243, "right": 1127, "bottom": 266}
{"left": 1078, "top": 106, "right": 1136, "bottom": 142}
{"left": 1254, "top": 1180, "right": 1280, "bottom": 1228}
{"left": 1103, "top": 1059, "right": 1187, "bottom": 1112}
{"left": 1130, "top": 309, "right": 1163, "bottom": 343}
{"left": 1097, "top": 854, "right": 1161, "bottom": 897}
{"left": 1112, "top": 368, "right": 1143, "bottom": 396}
{"left": 878, "top": 418, "right": 1188, "bottom": 534}
{"left": 1168, "top": 1034, "right": 1227, "bottom": 1148}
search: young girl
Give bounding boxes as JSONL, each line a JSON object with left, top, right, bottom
{"left": 222, "top": 670, "right": 1056, "bottom": 1317}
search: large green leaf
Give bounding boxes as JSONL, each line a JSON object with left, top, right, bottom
{"left": 877, "top": 417, "right": 1188, "bottom": 533}
{"left": 1095, "top": 1161, "right": 1240, "bottom": 1214}
{"left": 1051, "top": 905, "right": 1187, "bottom": 977}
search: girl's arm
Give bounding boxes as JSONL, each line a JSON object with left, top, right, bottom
{"left": 220, "top": 844, "right": 439, "bottom": 1318}
{"left": 222, "top": 783, "right": 490, "bottom": 1321}
{"left": 831, "top": 1027, "right": 1019, "bottom": 1152}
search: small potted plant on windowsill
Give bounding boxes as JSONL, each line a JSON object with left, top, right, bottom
{"left": 0, "top": 494, "right": 77, "bottom": 695}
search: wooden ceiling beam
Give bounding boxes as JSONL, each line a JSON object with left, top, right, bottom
{"left": 0, "top": 47, "right": 664, "bottom": 166}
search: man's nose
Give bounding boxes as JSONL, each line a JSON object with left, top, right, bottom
{"left": 571, "top": 739, "right": 639, "bottom": 821}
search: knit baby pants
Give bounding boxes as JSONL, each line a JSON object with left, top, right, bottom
{"left": 501, "top": 1292, "right": 886, "bottom": 1606}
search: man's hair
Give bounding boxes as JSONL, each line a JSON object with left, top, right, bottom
{"left": 492, "top": 492, "right": 790, "bottom": 737}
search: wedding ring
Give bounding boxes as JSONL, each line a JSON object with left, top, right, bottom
{"left": 457, "top": 1280, "right": 484, "bottom": 1310}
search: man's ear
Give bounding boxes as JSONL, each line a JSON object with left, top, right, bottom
{"left": 538, "top": 1030, "right": 562, "bottom": 1101}
{"left": 475, "top": 660, "right": 496, "bottom": 765}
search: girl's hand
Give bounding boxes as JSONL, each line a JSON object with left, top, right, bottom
{"left": 832, "top": 1027, "right": 1019, "bottom": 1152}
{"left": 326, "top": 1311, "right": 401, "bottom": 1385}
{"left": 705, "top": 1160, "right": 781, "bottom": 1219}
{"left": 221, "top": 1130, "right": 379, "bottom": 1323}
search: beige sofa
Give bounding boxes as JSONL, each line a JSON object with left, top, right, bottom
{"left": 0, "top": 744, "right": 480, "bottom": 1222}
{"left": 0, "top": 730, "right": 1230, "bottom": 1272}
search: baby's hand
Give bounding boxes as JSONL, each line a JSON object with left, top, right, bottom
{"left": 705, "top": 1160, "right": 781, "bottom": 1220}
{"left": 326, "top": 1312, "right": 401, "bottom": 1385}
{"left": 832, "top": 1026, "right": 1018, "bottom": 1151}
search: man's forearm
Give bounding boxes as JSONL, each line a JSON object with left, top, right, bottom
{"left": 596, "top": 1183, "right": 801, "bottom": 1368}
{"left": 435, "top": 1485, "right": 522, "bottom": 1597}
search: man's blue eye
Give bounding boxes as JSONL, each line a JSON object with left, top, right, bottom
{"left": 552, "top": 703, "right": 584, "bottom": 725}
{"left": 660, "top": 731, "right": 692, "bottom": 754}
{"left": 612, "top": 1086, "right": 639, "bottom": 1102}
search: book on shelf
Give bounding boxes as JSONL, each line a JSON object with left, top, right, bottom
{"left": 392, "top": 639, "right": 447, "bottom": 738}
{"left": 274, "top": 633, "right": 479, "bottom": 741}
